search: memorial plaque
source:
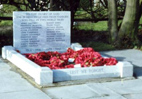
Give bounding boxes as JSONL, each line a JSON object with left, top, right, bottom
{"left": 13, "top": 11, "right": 70, "bottom": 53}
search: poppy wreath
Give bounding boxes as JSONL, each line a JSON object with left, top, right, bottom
{"left": 23, "top": 47, "right": 117, "bottom": 70}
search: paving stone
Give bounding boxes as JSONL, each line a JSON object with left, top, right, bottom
{"left": 0, "top": 71, "right": 35, "bottom": 93}
{"left": 0, "top": 57, "right": 4, "bottom": 62}
{"left": 43, "top": 84, "right": 100, "bottom": 99}
{"left": 0, "top": 63, "right": 11, "bottom": 71}
{"left": 87, "top": 83, "right": 121, "bottom": 96}
{"left": 88, "top": 95, "right": 127, "bottom": 99}
{"left": 0, "top": 60, "right": 4, "bottom": 63}
{"left": 102, "top": 79, "right": 142, "bottom": 94}
{"left": 0, "top": 70, "right": 21, "bottom": 79}
{"left": 123, "top": 93, "right": 142, "bottom": 99}
{"left": 0, "top": 89, "right": 51, "bottom": 99}
{"left": 86, "top": 83, "right": 127, "bottom": 99}
{"left": 100, "top": 49, "right": 142, "bottom": 67}
{"left": 0, "top": 57, "right": 51, "bottom": 99}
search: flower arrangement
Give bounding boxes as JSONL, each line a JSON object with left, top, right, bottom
{"left": 23, "top": 47, "right": 117, "bottom": 70}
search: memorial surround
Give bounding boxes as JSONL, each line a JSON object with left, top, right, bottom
{"left": 2, "top": 11, "right": 133, "bottom": 86}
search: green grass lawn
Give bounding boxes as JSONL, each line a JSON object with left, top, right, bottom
{"left": 74, "top": 21, "right": 108, "bottom": 31}
{"left": 74, "top": 16, "right": 142, "bottom": 32}
{"left": 81, "top": 42, "right": 116, "bottom": 51}
{"left": 0, "top": 20, "right": 13, "bottom": 26}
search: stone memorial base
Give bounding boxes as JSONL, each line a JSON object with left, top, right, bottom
{"left": 2, "top": 46, "right": 133, "bottom": 86}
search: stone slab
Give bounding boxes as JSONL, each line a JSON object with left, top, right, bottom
{"left": 0, "top": 70, "right": 35, "bottom": 93}
{"left": 0, "top": 63, "right": 11, "bottom": 71}
{"left": 102, "top": 79, "right": 142, "bottom": 94}
{"left": 0, "top": 89, "right": 51, "bottom": 99}
{"left": 13, "top": 11, "right": 70, "bottom": 53}
{"left": 0, "top": 59, "right": 4, "bottom": 63}
{"left": 86, "top": 83, "right": 120, "bottom": 96}
{"left": 43, "top": 83, "right": 127, "bottom": 99}
{"left": 43, "top": 84, "right": 99, "bottom": 99}
{"left": 0, "top": 57, "right": 51, "bottom": 99}
{"left": 90, "top": 95, "right": 127, "bottom": 99}
{"left": 100, "top": 49, "right": 142, "bottom": 67}
{"left": 86, "top": 83, "right": 126, "bottom": 99}
{"left": 0, "top": 70, "right": 52, "bottom": 99}
{"left": 123, "top": 93, "right": 142, "bottom": 99}
{"left": 0, "top": 70, "right": 21, "bottom": 80}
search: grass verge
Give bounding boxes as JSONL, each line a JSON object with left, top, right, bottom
{"left": 81, "top": 42, "right": 116, "bottom": 51}
{"left": 74, "top": 21, "right": 108, "bottom": 31}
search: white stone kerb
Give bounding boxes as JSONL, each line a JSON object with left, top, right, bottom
{"left": 1, "top": 45, "right": 133, "bottom": 86}
{"left": 2, "top": 46, "right": 53, "bottom": 86}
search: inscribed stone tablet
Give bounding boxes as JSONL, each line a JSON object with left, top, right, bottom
{"left": 13, "top": 11, "right": 70, "bottom": 53}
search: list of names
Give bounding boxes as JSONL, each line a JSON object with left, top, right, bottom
{"left": 13, "top": 11, "right": 70, "bottom": 53}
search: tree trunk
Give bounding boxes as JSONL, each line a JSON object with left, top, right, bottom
{"left": 138, "top": 0, "right": 142, "bottom": 21}
{"left": 108, "top": 0, "right": 118, "bottom": 43}
{"left": 69, "top": 0, "right": 80, "bottom": 34}
{"left": 117, "top": 0, "right": 139, "bottom": 48}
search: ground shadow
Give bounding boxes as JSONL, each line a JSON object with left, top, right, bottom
{"left": 71, "top": 29, "right": 109, "bottom": 43}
